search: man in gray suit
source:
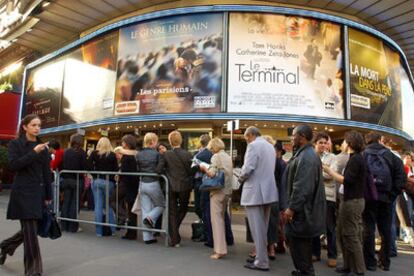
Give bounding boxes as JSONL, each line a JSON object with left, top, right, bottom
{"left": 284, "top": 125, "right": 326, "bottom": 276}
{"left": 239, "top": 126, "right": 278, "bottom": 271}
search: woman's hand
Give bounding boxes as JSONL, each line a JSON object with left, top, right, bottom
{"left": 322, "top": 164, "right": 332, "bottom": 174}
{"left": 284, "top": 208, "right": 295, "bottom": 223}
{"left": 206, "top": 170, "right": 215, "bottom": 178}
{"left": 34, "top": 142, "right": 49, "bottom": 153}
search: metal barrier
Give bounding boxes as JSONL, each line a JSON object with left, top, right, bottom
{"left": 54, "top": 170, "right": 169, "bottom": 246}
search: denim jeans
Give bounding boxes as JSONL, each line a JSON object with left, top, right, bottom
{"left": 92, "top": 178, "right": 116, "bottom": 236}
{"left": 140, "top": 181, "right": 165, "bottom": 241}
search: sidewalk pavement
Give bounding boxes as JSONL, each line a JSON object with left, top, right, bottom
{"left": 1, "top": 191, "right": 413, "bottom": 276}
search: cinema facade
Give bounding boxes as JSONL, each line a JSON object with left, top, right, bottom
{"left": 21, "top": 4, "right": 414, "bottom": 155}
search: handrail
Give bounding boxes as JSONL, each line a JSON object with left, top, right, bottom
{"left": 54, "top": 170, "right": 170, "bottom": 246}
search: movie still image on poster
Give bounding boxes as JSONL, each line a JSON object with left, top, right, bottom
{"left": 227, "top": 13, "right": 344, "bottom": 119}
{"left": 60, "top": 32, "right": 118, "bottom": 125}
{"left": 349, "top": 28, "right": 402, "bottom": 129}
{"left": 115, "top": 13, "right": 223, "bottom": 115}
{"left": 25, "top": 60, "right": 65, "bottom": 128}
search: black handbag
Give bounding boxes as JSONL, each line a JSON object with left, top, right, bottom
{"left": 38, "top": 205, "right": 62, "bottom": 240}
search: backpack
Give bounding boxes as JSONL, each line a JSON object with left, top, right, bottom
{"left": 364, "top": 160, "right": 378, "bottom": 201}
{"left": 364, "top": 148, "right": 392, "bottom": 195}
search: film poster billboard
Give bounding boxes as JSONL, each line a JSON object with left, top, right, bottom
{"left": 25, "top": 60, "right": 65, "bottom": 128}
{"left": 60, "top": 32, "right": 118, "bottom": 125}
{"left": 349, "top": 28, "right": 402, "bottom": 129}
{"left": 227, "top": 13, "right": 344, "bottom": 119}
{"left": 400, "top": 66, "right": 414, "bottom": 139}
{"left": 115, "top": 13, "right": 223, "bottom": 115}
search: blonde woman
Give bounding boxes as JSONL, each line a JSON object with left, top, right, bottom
{"left": 87, "top": 137, "right": 118, "bottom": 236}
{"left": 202, "top": 138, "right": 233, "bottom": 259}
{"left": 136, "top": 133, "right": 165, "bottom": 244}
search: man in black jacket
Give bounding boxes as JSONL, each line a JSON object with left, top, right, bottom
{"left": 284, "top": 125, "right": 326, "bottom": 276}
{"left": 363, "top": 132, "right": 406, "bottom": 271}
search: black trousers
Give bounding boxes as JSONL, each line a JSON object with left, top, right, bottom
{"left": 61, "top": 178, "right": 82, "bottom": 232}
{"left": 267, "top": 202, "right": 280, "bottom": 244}
{"left": 0, "top": 219, "right": 42, "bottom": 276}
{"left": 168, "top": 190, "right": 191, "bottom": 246}
{"left": 194, "top": 178, "right": 203, "bottom": 220}
{"left": 363, "top": 200, "right": 392, "bottom": 269}
{"left": 287, "top": 234, "right": 314, "bottom": 275}
{"left": 312, "top": 200, "right": 337, "bottom": 259}
{"left": 109, "top": 182, "right": 137, "bottom": 238}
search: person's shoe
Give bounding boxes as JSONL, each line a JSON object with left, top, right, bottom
{"left": 244, "top": 262, "right": 269, "bottom": 271}
{"left": 365, "top": 265, "right": 376, "bottom": 271}
{"left": 327, "top": 258, "right": 337, "bottom": 268}
{"left": 121, "top": 235, "right": 136, "bottom": 240}
{"left": 268, "top": 244, "right": 276, "bottom": 260}
{"left": 210, "top": 253, "right": 226, "bottom": 260}
{"left": 0, "top": 251, "right": 7, "bottom": 265}
{"left": 174, "top": 243, "right": 180, "bottom": 248}
{"left": 246, "top": 257, "right": 255, "bottom": 263}
{"left": 144, "top": 239, "right": 157, "bottom": 245}
{"left": 143, "top": 217, "right": 154, "bottom": 228}
{"left": 312, "top": 255, "right": 321, "bottom": 262}
{"left": 275, "top": 244, "right": 286, "bottom": 254}
{"left": 379, "top": 264, "right": 390, "bottom": 271}
{"left": 335, "top": 267, "right": 350, "bottom": 274}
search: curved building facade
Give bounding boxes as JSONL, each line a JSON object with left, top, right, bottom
{"left": 21, "top": 2, "right": 414, "bottom": 152}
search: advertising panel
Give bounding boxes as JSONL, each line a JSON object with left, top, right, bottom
{"left": 115, "top": 13, "right": 223, "bottom": 115}
{"left": 60, "top": 32, "right": 118, "bottom": 125}
{"left": 227, "top": 13, "right": 344, "bottom": 119}
{"left": 400, "top": 66, "right": 414, "bottom": 139}
{"left": 349, "top": 28, "right": 402, "bottom": 129}
{"left": 25, "top": 60, "right": 65, "bottom": 128}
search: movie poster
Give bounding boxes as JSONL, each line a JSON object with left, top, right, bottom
{"left": 349, "top": 28, "right": 402, "bottom": 129}
{"left": 60, "top": 32, "right": 118, "bottom": 125}
{"left": 0, "top": 62, "right": 24, "bottom": 93}
{"left": 227, "top": 13, "right": 344, "bottom": 119}
{"left": 115, "top": 13, "right": 223, "bottom": 115}
{"left": 25, "top": 60, "right": 65, "bottom": 128}
{"left": 400, "top": 66, "right": 414, "bottom": 139}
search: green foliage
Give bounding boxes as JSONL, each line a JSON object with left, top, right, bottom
{"left": 0, "top": 146, "right": 8, "bottom": 168}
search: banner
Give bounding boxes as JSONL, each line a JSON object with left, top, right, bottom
{"left": 227, "top": 13, "right": 344, "bottom": 119}
{"left": 25, "top": 60, "right": 65, "bottom": 128}
{"left": 115, "top": 13, "right": 223, "bottom": 115}
{"left": 60, "top": 32, "right": 118, "bottom": 125}
{"left": 349, "top": 28, "right": 402, "bottom": 129}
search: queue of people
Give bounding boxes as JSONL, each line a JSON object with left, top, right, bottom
{"left": 1, "top": 114, "right": 413, "bottom": 276}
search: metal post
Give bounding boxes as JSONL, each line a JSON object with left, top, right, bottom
{"left": 106, "top": 174, "right": 109, "bottom": 224}
{"left": 76, "top": 173, "right": 79, "bottom": 219}
{"left": 230, "top": 122, "right": 233, "bottom": 161}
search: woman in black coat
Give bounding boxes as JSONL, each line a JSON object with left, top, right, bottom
{"left": 0, "top": 114, "right": 52, "bottom": 276}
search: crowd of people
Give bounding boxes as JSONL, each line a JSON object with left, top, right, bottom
{"left": 1, "top": 114, "right": 414, "bottom": 276}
